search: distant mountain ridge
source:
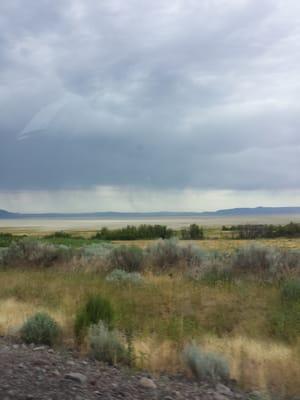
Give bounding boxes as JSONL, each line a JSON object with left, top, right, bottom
{"left": 1, "top": 207, "right": 300, "bottom": 219}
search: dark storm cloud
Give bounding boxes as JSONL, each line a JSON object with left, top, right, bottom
{"left": 0, "top": 0, "right": 300, "bottom": 191}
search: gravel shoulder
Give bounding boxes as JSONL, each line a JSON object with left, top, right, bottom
{"left": 0, "top": 338, "right": 248, "bottom": 400}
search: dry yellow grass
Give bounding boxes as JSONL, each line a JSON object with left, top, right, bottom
{"left": 0, "top": 268, "right": 299, "bottom": 397}
{"left": 201, "top": 336, "right": 300, "bottom": 397}
{"left": 133, "top": 336, "right": 300, "bottom": 397}
{"left": 112, "top": 238, "right": 300, "bottom": 252}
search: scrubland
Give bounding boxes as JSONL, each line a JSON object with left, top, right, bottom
{"left": 0, "top": 232, "right": 299, "bottom": 398}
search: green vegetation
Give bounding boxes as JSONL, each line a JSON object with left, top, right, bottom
{"left": 0, "top": 232, "right": 27, "bottom": 247}
{"left": 180, "top": 224, "right": 204, "bottom": 240}
{"left": 1, "top": 239, "right": 299, "bottom": 284}
{"left": 281, "top": 279, "right": 300, "bottom": 303}
{"left": 74, "top": 294, "right": 114, "bottom": 342}
{"left": 93, "top": 224, "right": 175, "bottom": 240}
{"left": 20, "top": 312, "right": 60, "bottom": 346}
{"left": 92, "top": 224, "right": 205, "bottom": 240}
{"left": 0, "top": 229, "right": 300, "bottom": 396}
{"left": 0, "top": 267, "right": 299, "bottom": 395}
{"left": 223, "top": 222, "right": 300, "bottom": 239}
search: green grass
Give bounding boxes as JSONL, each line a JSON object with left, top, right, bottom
{"left": 0, "top": 268, "right": 299, "bottom": 396}
{"left": 0, "top": 269, "right": 279, "bottom": 341}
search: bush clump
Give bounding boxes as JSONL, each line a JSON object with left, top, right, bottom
{"left": 88, "top": 321, "right": 128, "bottom": 365}
{"left": 45, "top": 231, "right": 72, "bottom": 239}
{"left": 147, "top": 239, "right": 209, "bottom": 271}
{"left": 281, "top": 279, "right": 300, "bottom": 303}
{"left": 74, "top": 295, "right": 114, "bottom": 342}
{"left": 1, "top": 239, "right": 74, "bottom": 267}
{"left": 231, "top": 244, "right": 278, "bottom": 276}
{"left": 231, "top": 245, "right": 300, "bottom": 281}
{"left": 180, "top": 224, "right": 204, "bottom": 240}
{"left": 183, "top": 344, "right": 229, "bottom": 382}
{"left": 108, "top": 245, "right": 144, "bottom": 272}
{"left": 146, "top": 238, "right": 184, "bottom": 270}
{"left": 20, "top": 312, "right": 60, "bottom": 346}
{"left": 105, "top": 269, "right": 143, "bottom": 284}
{"left": 93, "top": 224, "right": 174, "bottom": 240}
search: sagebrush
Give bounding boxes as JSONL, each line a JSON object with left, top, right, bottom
{"left": 88, "top": 321, "right": 128, "bottom": 365}
{"left": 183, "top": 344, "right": 229, "bottom": 382}
{"left": 20, "top": 312, "right": 60, "bottom": 346}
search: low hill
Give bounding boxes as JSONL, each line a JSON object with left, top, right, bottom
{"left": 0, "top": 207, "right": 300, "bottom": 219}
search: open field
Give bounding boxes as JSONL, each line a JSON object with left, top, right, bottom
{"left": 0, "top": 224, "right": 299, "bottom": 398}
{"left": 0, "top": 269, "right": 299, "bottom": 397}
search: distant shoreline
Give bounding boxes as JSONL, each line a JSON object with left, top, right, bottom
{"left": 1, "top": 214, "right": 300, "bottom": 232}
{"left": 1, "top": 206, "right": 300, "bottom": 220}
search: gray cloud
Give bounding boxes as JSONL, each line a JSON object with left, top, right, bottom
{"left": 0, "top": 0, "right": 300, "bottom": 194}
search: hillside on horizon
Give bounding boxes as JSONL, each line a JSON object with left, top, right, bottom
{"left": 1, "top": 206, "right": 300, "bottom": 219}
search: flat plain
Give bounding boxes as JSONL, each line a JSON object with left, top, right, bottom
{"left": 0, "top": 217, "right": 299, "bottom": 398}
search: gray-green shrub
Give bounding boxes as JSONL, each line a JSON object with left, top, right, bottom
{"left": 147, "top": 239, "right": 207, "bottom": 271}
{"left": 20, "top": 312, "right": 60, "bottom": 346}
{"left": 83, "top": 243, "right": 114, "bottom": 260}
{"left": 183, "top": 344, "right": 229, "bottom": 382}
{"left": 74, "top": 295, "right": 114, "bottom": 342}
{"left": 147, "top": 238, "right": 182, "bottom": 269}
{"left": 1, "top": 239, "right": 74, "bottom": 267}
{"left": 232, "top": 244, "right": 275, "bottom": 273}
{"left": 108, "top": 245, "right": 144, "bottom": 272}
{"left": 88, "top": 321, "right": 128, "bottom": 365}
{"left": 232, "top": 245, "right": 300, "bottom": 281}
{"left": 106, "top": 269, "right": 143, "bottom": 284}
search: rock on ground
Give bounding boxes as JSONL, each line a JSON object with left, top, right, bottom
{"left": 0, "top": 338, "right": 247, "bottom": 400}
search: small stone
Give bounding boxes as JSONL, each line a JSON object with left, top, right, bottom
{"left": 12, "top": 344, "right": 19, "bottom": 350}
{"left": 67, "top": 360, "right": 76, "bottom": 366}
{"left": 48, "top": 348, "right": 54, "bottom": 353}
{"left": 33, "top": 346, "right": 46, "bottom": 351}
{"left": 216, "top": 384, "right": 232, "bottom": 396}
{"left": 139, "top": 377, "right": 157, "bottom": 389}
{"left": 65, "top": 372, "right": 87, "bottom": 384}
{"left": 52, "top": 369, "right": 60, "bottom": 376}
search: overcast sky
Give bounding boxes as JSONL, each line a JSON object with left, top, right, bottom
{"left": 0, "top": 0, "right": 300, "bottom": 212}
